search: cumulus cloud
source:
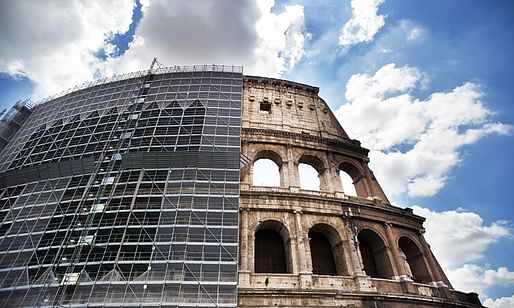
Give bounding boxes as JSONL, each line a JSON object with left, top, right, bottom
{"left": 255, "top": 0, "right": 308, "bottom": 72}
{"left": 412, "top": 206, "right": 513, "bottom": 302}
{"left": 339, "top": 0, "right": 385, "bottom": 48}
{"left": 483, "top": 295, "right": 514, "bottom": 308}
{"left": 445, "top": 264, "right": 514, "bottom": 294}
{"left": 109, "top": 0, "right": 308, "bottom": 78}
{"left": 344, "top": 63, "right": 421, "bottom": 101}
{"left": 0, "top": 0, "right": 308, "bottom": 98}
{"left": 412, "top": 206, "right": 510, "bottom": 267}
{"left": 335, "top": 63, "right": 511, "bottom": 197}
{"left": 446, "top": 264, "right": 514, "bottom": 304}
{"left": 0, "top": 0, "right": 135, "bottom": 97}
{"left": 107, "top": 0, "right": 259, "bottom": 74}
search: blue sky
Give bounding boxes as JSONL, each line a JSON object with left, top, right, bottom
{"left": 0, "top": 0, "right": 513, "bottom": 305}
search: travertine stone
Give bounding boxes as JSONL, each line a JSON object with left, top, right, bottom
{"left": 238, "top": 76, "right": 482, "bottom": 308}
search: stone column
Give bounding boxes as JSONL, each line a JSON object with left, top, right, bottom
{"left": 328, "top": 153, "right": 344, "bottom": 197}
{"left": 340, "top": 239, "right": 356, "bottom": 276}
{"left": 239, "top": 208, "right": 251, "bottom": 286}
{"left": 286, "top": 145, "right": 300, "bottom": 191}
{"left": 293, "top": 210, "right": 312, "bottom": 288}
{"left": 384, "top": 223, "right": 408, "bottom": 280}
{"left": 321, "top": 152, "right": 338, "bottom": 194}
{"left": 361, "top": 161, "right": 374, "bottom": 197}
{"left": 279, "top": 147, "right": 289, "bottom": 189}
{"left": 343, "top": 217, "right": 365, "bottom": 276}
{"left": 293, "top": 210, "right": 307, "bottom": 272}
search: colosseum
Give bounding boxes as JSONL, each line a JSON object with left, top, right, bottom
{"left": 0, "top": 65, "right": 482, "bottom": 307}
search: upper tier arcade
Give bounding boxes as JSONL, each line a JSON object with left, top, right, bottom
{"left": 241, "top": 75, "right": 390, "bottom": 204}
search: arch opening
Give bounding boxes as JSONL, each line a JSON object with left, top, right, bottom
{"left": 339, "top": 170, "right": 357, "bottom": 196}
{"left": 252, "top": 158, "right": 280, "bottom": 187}
{"left": 339, "top": 162, "right": 366, "bottom": 197}
{"left": 254, "top": 221, "right": 291, "bottom": 274}
{"left": 398, "top": 237, "right": 432, "bottom": 283}
{"left": 298, "top": 163, "right": 320, "bottom": 190}
{"left": 254, "top": 230, "right": 287, "bottom": 273}
{"left": 309, "top": 232, "right": 337, "bottom": 275}
{"left": 309, "top": 224, "right": 348, "bottom": 276}
{"left": 357, "top": 229, "right": 394, "bottom": 279}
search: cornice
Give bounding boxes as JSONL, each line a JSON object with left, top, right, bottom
{"left": 243, "top": 75, "right": 319, "bottom": 94}
{"left": 242, "top": 127, "right": 369, "bottom": 156}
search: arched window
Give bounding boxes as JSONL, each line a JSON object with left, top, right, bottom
{"left": 339, "top": 162, "right": 366, "bottom": 197}
{"left": 254, "top": 225, "right": 291, "bottom": 273}
{"left": 252, "top": 159, "right": 280, "bottom": 186}
{"left": 339, "top": 170, "right": 357, "bottom": 196}
{"left": 251, "top": 150, "right": 282, "bottom": 187}
{"left": 298, "top": 155, "right": 325, "bottom": 191}
{"left": 309, "top": 232, "right": 337, "bottom": 275}
{"left": 398, "top": 237, "right": 431, "bottom": 283}
{"left": 298, "top": 163, "right": 320, "bottom": 190}
{"left": 357, "top": 229, "right": 394, "bottom": 279}
{"left": 308, "top": 224, "right": 348, "bottom": 276}
{"left": 253, "top": 220, "right": 292, "bottom": 274}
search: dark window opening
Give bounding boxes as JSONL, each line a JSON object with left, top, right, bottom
{"left": 259, "top": 102, "right": 271, "bottom": 114}
{"left": 399, "top": 237, "right": 432, "bottom": 283}
{"left": 358, "top": 230, "right": 394, "bottom": 279}
{"left": 359, "top": 240, "right": 379, "bottom": 278}
{"left": 255, "top": 229, "right": 287, "bottom": 273}
{"left": 309, "top": 231, "right": 337, "bottom": 275}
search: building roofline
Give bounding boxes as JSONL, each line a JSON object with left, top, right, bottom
{"left": 32, "top": 65, "right": 244, "bottom": 107}
{"left": 243, "top": 75, "right": 319, "bottom": 94}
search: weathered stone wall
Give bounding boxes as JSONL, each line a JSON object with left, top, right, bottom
{"left": 238, "top": 76, "right": 482, "bottom": 307}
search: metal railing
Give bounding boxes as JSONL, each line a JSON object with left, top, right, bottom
{"left": 34, "top": 64, "right": 243, "bottom": 108}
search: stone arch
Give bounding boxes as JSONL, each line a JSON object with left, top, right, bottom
{"left": 251, "top": 149, "right": 284, "bottom": 187}
{"left": 338, "top": 161, "right": 368, "bottom": 197}
{"left": 298, "top": 154, "right": 326, "bottom": 191}
{"left": 398, "top": 236, "right": 432, "bottom": 283}
{"left": 298, "top": 154, "right": 325, "bottom": 173}
{"left": 253, "top": 149, "right": 284, "bottom": 165}
{"left": 308, "top": 223, "right": 348, "bottom": 276}
{"left": 357, "top": 229, "right": 394, "bottom": 279}
{"left": 254, "top": 220, "right": 292, "bottom": 274}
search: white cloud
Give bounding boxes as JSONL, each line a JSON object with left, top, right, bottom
{"left": 412, "top": 206, "right": 510, "bottom": 268}
{"left": 446, "top": 264, "right": 514, "bottom": 299}
{"left": 335, "top": 63, "right": 511, "bottom": 197}
{"left": 110, "top": 0, "right": 308, "bottom": 78}
{"left": 0, "top": 0, "right": 135, "bottom": 97}
{"left": 339, "top": 0, "right": 385, "bottom": 48}
{"left": 406, "top": 26, "right": 423, "bottom": 41}
{"left": 0, "top": 0, "right": 308, "bottom": 98}
{"left": 446, "top": 264, "right": 489, "bottom": 293}
{"left": 483, "top": 295, "right": 514, "bottom": 308}
{"left": 255, "top": 1, "right": 308, "bottom": 72}
{"left": 412, "top": 206, "right": 513, "bottom": 302}
{"left": 345, "top": 63, "right": 421, "bottom": 100}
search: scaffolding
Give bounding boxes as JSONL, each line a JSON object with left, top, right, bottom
{"left": 0, "top": 65, "right": 242, "bottom": 307}
{"left": 0, "top": 99, "right": 34, "bottom": 152}
{"left": 34, "top": 64, "right": 243, "bottom": 109}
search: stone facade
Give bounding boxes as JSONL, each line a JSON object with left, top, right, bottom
{"left": 238, "top": 76, "right": 482, "bottom": 307}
